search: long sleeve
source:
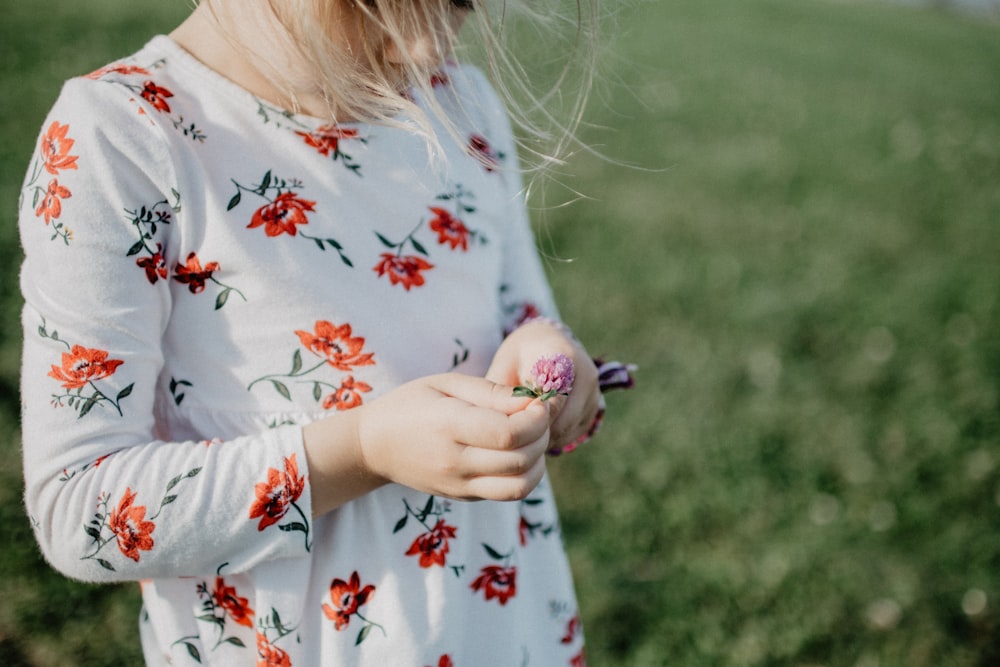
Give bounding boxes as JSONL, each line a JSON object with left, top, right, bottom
{"left": 462, "top": 69, "right": 562, "bottom": 332}
{"left": 19, "top": 77, "right": 312, "bottom": 583}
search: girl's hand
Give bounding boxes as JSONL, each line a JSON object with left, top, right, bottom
{"left": 359, "top": 373, "right": 551, "bottom": 500}
{"left": 485, "top": 320, "right": 601, "bottom": 451}
{"left": 304, "top": 373, "right": 552, "bottom": 515}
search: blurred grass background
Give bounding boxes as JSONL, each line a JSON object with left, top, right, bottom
{"left": 1, "top": 0, "right": 998, "bottom": 665}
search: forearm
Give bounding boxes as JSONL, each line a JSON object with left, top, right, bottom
{"left": 25, "top": 426, "right": 311, "bottom": 583}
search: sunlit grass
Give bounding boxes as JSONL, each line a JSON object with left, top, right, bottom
{"left": 545, "top": 1, "right": 999, "bottom": 664}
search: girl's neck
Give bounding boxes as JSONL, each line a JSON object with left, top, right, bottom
{"left": 169, "top": 2, "right": 345, "bottom": 121}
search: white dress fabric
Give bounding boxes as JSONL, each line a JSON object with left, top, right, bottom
{"left": 19, "top": 36, "right": 585, "bottom": 666}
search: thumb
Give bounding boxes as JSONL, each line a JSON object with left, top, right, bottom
{"left": 484, "top": 356, "right": 519, "bottom": 387}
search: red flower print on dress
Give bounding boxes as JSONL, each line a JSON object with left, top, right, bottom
{"left": 468, "top": 133, "right": 504, "bottom": 172}
{"left": 173, "top": 252, "right": 220, "bottom": 293}
{"left": 179, "top": 599, "right": 295, "bottom": 665}
{"left": 173, "top": 252, "right": 246, "bottom": 308}
{"left": 108, "top": 487, "right": 156, "bottom": 562}
{"left": 505, "top": 301, "right": 542, "bottom": 335}
{"left": 136, "top": 244, "right": 168, "bottom": 284}
{"left": 500, "top": 298, "right": 560, "bottom": 336}
{"left": 297, "top": 125, "right": 359, "bottom": 155}
{"left": 322, "top": 572, "right": 373, "bottom": 631}
{"left": 425, "top": 656, "right": 454, "bottom": 667}
{"left": 429, "top": 184, "right": 486, "bottom": 250}
{"left": 470, "top": 564, "right": 518, "bottom": 606}
{"left": 570, "top": 650, "right": 588, "bottom": 667}
{"left": 35, "top": 179, "right": 71, "bottom": 224}
{"left": 518, "top": 515, "right": 532, "bottom": 546}
{"left": 322, "top": 375, "right": 372, "bottom": 411}
{"left": 125, "top": 196, "right": 177, "bottom": 284}
{"left": 373, "top": 184, "right": 486, "bottom": 290}
{"left": 250, "top": 454, "right": 309, "bottom": 551}
{"left": 108, "top": 69, "right": 206, "bottom": 140}
{"left": 430, "top": 70, "right": 451, "bottom": 88}
{"left": 256, "top": 632, "right": 292, "bottom": 667}
{"left": 373, "top": 216, "right": 435, "bottom": 290}
{"left": 40, "top": 121, "right": 79, "bottom": 175}
{"left": 249, "top": 455, "right": 305, "bottom": 529}
{"left": 255, "top": 97, "right": 366, "bottom": 174}
{"left": 249, "top": 454, "right": 312, "bottom": 551}
{"left": 322, "top": 571, "right": 384, "bottom": 644}
{"left": 394, "top": 495, "right": 465, "bottom": 576}
{"left": 58, "top": 453, "right": 111, "bottom": 482}
{"left": 405, "top": 519, "right": 457, "bottom": 568}
{"left": 295, "top": 124, "right": 365, "bottom": 173}
{"left": 177, "top": 574, "right": 258, "bottom": 660}
{"left": 561, "top": 613, "right": 583, "bottom": 644}
{"left": 49, "top": 344, "right": 124, "bottom": 390}
{"left": 229, "top": 171, "right": 354, "bottom": 264}
{"left": 41, "top": 322, "right": 133, "bottom": 418}
{"left": 140, "top": 80, "right": 174, "bottom": 112}
{"left": 81, "top": 468, "right": 200, "bottom": 572}
{"left": 86, "top": 63, "right": 151, "bottom": 80}
{"left": 23, "top": 121, "right": 79, "bottom": 243}
{"left": 428, "top": 207, "right": 471, "bottom": 251}
{"left": 249, "top": 192, "right": 315, "bottom": 237}
{"left": 295, "top": 321, "right": 376, "bottom": 372}
{"left": 518, "top": 492, "right": 557, "bottom": 545}
{"left": 373, "top": 253, "right": 434, "bottom": 291}
{"left": 213, "top": 577, "right": 255, "bottom": 628}
{"left": 248, "top": 608, "right": 299, "bottom": 664}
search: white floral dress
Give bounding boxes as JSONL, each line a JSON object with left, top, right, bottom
{"left": 19, "top": 36, "right": 586, "bottom": 667}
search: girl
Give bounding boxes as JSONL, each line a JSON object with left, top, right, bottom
{"left": 20, "top": 0, "right": 617, "bottom": 664}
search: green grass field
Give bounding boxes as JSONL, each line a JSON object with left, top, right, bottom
{"left": 2, "top": 1, "right": 998, "bottom": 665}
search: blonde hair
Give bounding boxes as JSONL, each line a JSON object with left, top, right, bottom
{"left": 222, "top": 0, "right": 603, "bottom": 170}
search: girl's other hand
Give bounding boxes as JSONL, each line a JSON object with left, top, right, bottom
{"left": 485, "top": 320, "right": 601, "bottom": 451}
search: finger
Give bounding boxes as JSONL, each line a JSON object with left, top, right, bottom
{"left": 545, "top": 393, "right": 569, "bottom": 420}
{"left": 551, "top": 390, "right": 601, "bottom": 446}
{"left": 463, "top": 453, "right": 548, "bottom": 501}
{"left": 483, "top": 357, "right": 519, "bottom": 387}
{"left": 447, "top": 398, "right": 549, "bottom": 452}
{"left": 429, "top": 372, "right": 534, "bottom": 416}
{"left": 457, "top": 427, "right": 549, "bottom": 478}
{"left": 576, "top": 394, "right": 605, "bottom": 431}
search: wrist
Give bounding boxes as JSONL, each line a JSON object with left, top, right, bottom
{"left": 302, "top": 406, "right": 387, "bottom": 517}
